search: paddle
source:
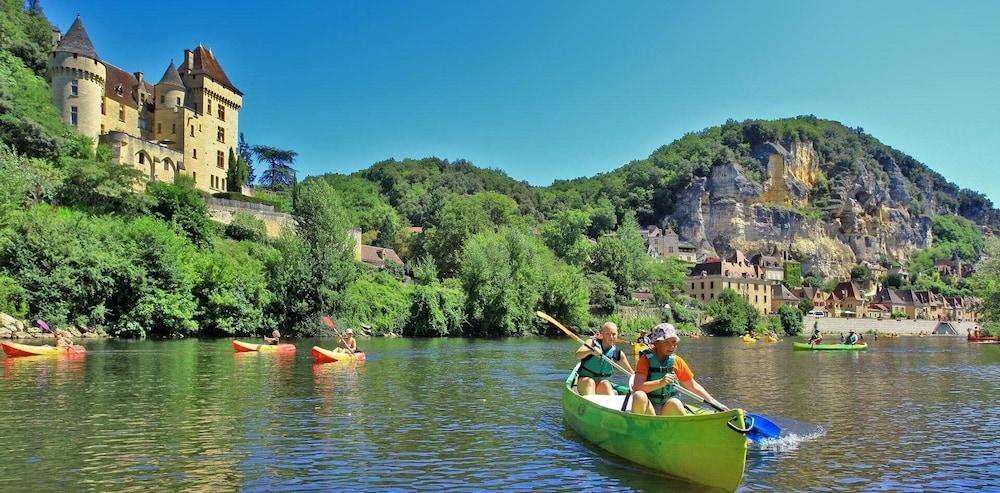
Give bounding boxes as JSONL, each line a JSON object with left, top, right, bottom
{"left": 537, "top": 311, "right": 782, "bottom": 441}
{"left": 322, "top": 316, "right": 355, "bottom": 354}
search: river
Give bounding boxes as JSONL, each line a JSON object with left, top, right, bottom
{"left": 0, "top": 336, "right": 997, "bottom": 492}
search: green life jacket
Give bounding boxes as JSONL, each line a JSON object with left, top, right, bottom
{"left": 577, "top": 339, "right": 620, "bottom": 381}
{"left": 641, "top": 349, "right": 678, "bottom": 402}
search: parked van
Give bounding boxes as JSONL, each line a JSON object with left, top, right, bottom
{"left": 807, "top": 311, "right": 826, "bottom": 317}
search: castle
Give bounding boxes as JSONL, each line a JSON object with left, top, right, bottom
{"left": 48, "top": 16, "right": 242, "bottom": 194}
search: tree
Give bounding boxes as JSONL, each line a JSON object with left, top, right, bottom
{"left": 238, "top": 133, "right": 255, "bottom": 186}
{"left": 253, "top": 145, "right": 297, "bottom": 190}
{"left": 777, "top": 305, "right": 803, "bottom": 336}
{"left": 802, "top": 272, "right": 823, "bottom": 288}
{"left": 850, "top": 264, "right": 872, "bottom": 282}
{"left": 703, "top": 289, "right": 761, "bottom": 336}
{"left": 422, "top": 192, "right": 518, "bottom": 277}
{"left": 146, "top": 180, "right": 215, "bottom": 247}
{"left": 784, "top": 262, "right": 802, "bottom": 289}
{"left": 541, "top": 208, "right": 591, "bottom": 263}
{"left": 590, "top": 211, "right": 649, "bottom": 296}
{"left": 798, "top": 297, "right": 814, "bottom": 316}
{"left": 225, "top": 147, "right": 248, "bottom": 193}
{"left": 970, "top": 238, "right": 1000, "bottom": 336}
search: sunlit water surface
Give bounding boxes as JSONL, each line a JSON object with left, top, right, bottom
{"left": 0, "top": 336, "right": 997, "bottom": 491}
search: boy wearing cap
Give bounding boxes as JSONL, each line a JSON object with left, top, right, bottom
{"left": 574, "top": 322, "right": 634, "bottom": 396}
{"left": 336, "top": 329, "right": 359, "bottom": 354}
{"left": 631, "top": 323, "right": 728, "bottom": 416}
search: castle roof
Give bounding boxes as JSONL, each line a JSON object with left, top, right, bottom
{"left": 180, "top": 46, "right": 241, "bottom": 95}
{"left": 156, "top": 61, "right": 185, "bottom": 90}
{"left": 55, "top": 16, "right": 99, "bottom": 59}
{"left": 102, "top": 62, "right": 153, "bottom": 108}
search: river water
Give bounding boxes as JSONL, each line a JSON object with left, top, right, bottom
{"left": 0, "top": 336, "right": 997, "bottom": 492}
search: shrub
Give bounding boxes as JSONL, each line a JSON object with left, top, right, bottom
{"left": 703, "top": 289, "right": 761, "bottom": 336}
{"left": 225, "top": 211, "right": 267, "bottom": 243}
{"left": 777, "top": 305, "right": 804, "bottom": 336}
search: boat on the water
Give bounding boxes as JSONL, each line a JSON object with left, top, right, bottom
{"left": 741, "top": 335, "right": 757, "bottom": 343}
{"left": 967, "top": 335, "right": 998, "bottom": 342}
{"left": 311, "top": 346, "right": 366, "bottom": 363}
{"left": 231, "top": 340, "right": 296, "bottom": 353}
{"left": 561, "top": 365, "right": 749, "bottom": 491}
{"left": 792, "top": 342, "right": 868, "bottom": 351}
{"left": 1, "top": 341, "right": 85, "bottom": 357}
{"left": 632, "top": 343, "right": 649, "bottom": 356}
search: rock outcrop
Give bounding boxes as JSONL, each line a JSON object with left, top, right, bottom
{"left": 668, "top": 140, "right": 935, "bottom": 278}
{"left": 0, "top": 313, "right": 108, "bottom": 339}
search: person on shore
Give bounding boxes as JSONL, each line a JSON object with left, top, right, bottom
{"left": 575, "top": 322, "right": 633, "bottom": 396}
{"left": 631, "top": 323, "right": 728, "bottom": 416}
{"left": 808, "top": 324, "right": 822, "bottom": 344}
{"left": 264, "top": 329, "right": 281, "bottom": 345}
{"left": 336, "top": 329, "right": 360, "bottom": 354}
{"left": 845, "top": 330, "right": 860, "bottom": 345}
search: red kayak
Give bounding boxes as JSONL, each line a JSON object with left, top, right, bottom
{"left": 968, "top": 336, "right": 998, "bottom": 342}
{"left": 311, "top": 346, "right": 366, "bottom": 363}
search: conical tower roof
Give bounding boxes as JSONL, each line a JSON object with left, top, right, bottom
{"left": 156, "top": 61, "right": 185, "bottom": 89}
{"left": 55, "top": 15, "right": 99, "bottom": 59}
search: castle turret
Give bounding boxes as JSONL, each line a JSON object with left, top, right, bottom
{"left": 48, "top": 15, "right": 106, "bottom": 143}
{"left": 152, "top": 61, "right": 186, "bottom": 145}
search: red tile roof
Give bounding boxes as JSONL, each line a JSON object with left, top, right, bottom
{"left": 181, "top": 46, "right": 241, "bottom": 95}
{"left": 360, "top": 245, "right": 403, "bottom": 266}
{"left": 104, "top": 63, "right": 142, "bottom": 108}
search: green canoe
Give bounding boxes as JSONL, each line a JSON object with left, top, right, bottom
{"left": 562, "top": 365, "right": 748, "bottom": 491}
{"left": 793, "top": 342, "right": 868, "bottom": 351}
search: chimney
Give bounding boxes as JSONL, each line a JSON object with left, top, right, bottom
{"left": 184, "top": 49, "right": 194, "bottom": 71}
{"left": 51, "top": 28, "right": 62, "bottom": 50}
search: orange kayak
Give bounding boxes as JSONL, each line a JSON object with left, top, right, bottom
{"left": 2, "top": 341, "right": 86, "bottom": 358}
{"left": 311, "top": 346, "right": 366, "bottom": 363}
{"left": 231, "top": 340, "right": 296, "bottom": 353}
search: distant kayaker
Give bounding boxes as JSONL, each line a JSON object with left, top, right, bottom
{"left": 845, "top": 330, "right": 860, "bottom": 345}
{"left": 336, "top": 328, "right": 359, "bottom": 354}
{"left": 54, "top": 330, "right": 73, "bottom": 348}
{"left": 808, "top": 322, "right": 822, "bottom": 344}
{"left": 575, "top": 322, "right": 633, "bottom": 396}
{"left": 264, "top": 329, "right": 281, "bottom": 345}
{"left": 630, "top": 323, "right": 728, "bottom": 416}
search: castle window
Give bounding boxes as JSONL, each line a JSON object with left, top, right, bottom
{"left": 190, "top": 125, "right": 195, "bottom": 137}
{"left": 118, "top": 104, "right": 125, "bottom": 122}
{"left": 115, "top": 84, "right": 124, "bottom": 97}
{"left": 193, "top": 172, "right": 196, "bottom": 184}
{"left": 100, "top": 124, "right": 105, "bottom": 134}
{"left": 157, "top": 123, "right": 161, "bottom": 133}
{"left": 71, "top": 80, "right": 78, "bottom": 96}
{"left": 160, "top": 95, "right": 164, "bottom": 104}
{"left": 176, "top": 96, "right": 181, "bottom": 106}
{"left": 139, "top": 153, "right": 145, "bottom": 164}
{"left": 193, "top": 148, "right": 197, "bottom": 159}
{"left": 217, "top": 126, "right": 225, "bottom": 143}
{"left": 217, "top": 150, "right": 225, "bottom": 168}
{"left": 208, "top": 100, "right": 212, "bottom": 114}
{"left": 73, "top": 53, "right": 77, "bottom": 59}
{"left": 171, "top": 123, "right": 176, "bottom": 134}
{"left": 218, "top": 106, "right": 225, "bottom": 121}
{"left": 70, "top": 106, "right": 78, "bottom": 126}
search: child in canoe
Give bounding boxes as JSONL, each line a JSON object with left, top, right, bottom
{"left": 264, "top": 329, "right": 281, "bottom": 345}
{"left": 575, "top": 322, "right": 634, "bottom": 396}
{"left": 631, "top": 323, "right": 728, "bottom": 416}
{"left": 808, "top": 322, "right": 822, "bottom": 344}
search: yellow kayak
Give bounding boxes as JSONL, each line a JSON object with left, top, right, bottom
{"left": 633, "top": 343, "right": 649, "bottom": 356}
{"left": 741, "top": 335, "right": 757, "bottom": 343}
{"left": 766, "top": 336, "right": 779, "bottom": 343}
{"left": 232, "top": 340, "right": 296, "bottom": 353}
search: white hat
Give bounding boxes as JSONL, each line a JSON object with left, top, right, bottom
{"left": 651, "top": 323, "right": 679, "bottom": 342}
{"left": 346, "top": 328, "right": 354, "bottom": 334}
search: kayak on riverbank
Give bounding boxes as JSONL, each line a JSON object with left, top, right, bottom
{"left": 561, "top": 364, "right": 749, "bottom": 491}
{"left": 311, "top": 345, "right": 366, "bottom": 363}
{"left": 231, "top": 340, "right": 296, "bottom": 353}
{"left": 1, "top": 341, "right": 85, "bottom": 357}
{"left": 792, "top": 342, "right": 868, "bottom": 351}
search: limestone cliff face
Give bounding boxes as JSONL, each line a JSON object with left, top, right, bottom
{"left": 669, "top": 140, "right": 933, "bottom": 278}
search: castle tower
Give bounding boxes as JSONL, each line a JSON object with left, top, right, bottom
{"left": 153, "top": 61, "right": 186, "bottom": 146}
{"left": 48, "top": 15, "right": 106, "bottom": 143}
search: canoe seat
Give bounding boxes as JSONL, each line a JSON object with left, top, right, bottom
{"left": 582, "top": 393, "right": 628, "bottom": 411}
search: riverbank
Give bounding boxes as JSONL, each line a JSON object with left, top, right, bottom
{"left": 0, "top": 313, "right": 108, "bottom": 340}
{"left": 802, "top": 317, "right": 982, "bottom": 336}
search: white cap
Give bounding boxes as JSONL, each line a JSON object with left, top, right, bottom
{"left": 346, "top": 328, "right": 354, "bottom": 334}
{"left": 651, "top": 323, "right": 679, "bottom": 342}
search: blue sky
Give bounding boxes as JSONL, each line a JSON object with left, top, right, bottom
{"left": 47, "top": 1, "right": 1000, "bottom": 203}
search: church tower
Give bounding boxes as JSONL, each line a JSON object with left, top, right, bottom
{"left": 48, "top": 16, "right": 106, "bottom": 144}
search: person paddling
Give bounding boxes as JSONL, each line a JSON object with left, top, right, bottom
{"left": 844, "top": 330, "right": 860, "bottom": 345}
{"left": 808, "top": 322, "right": 822, "bottom": 344}
{"left": 575, "top": 322, "right": 633, "bottom": 396}
{"left": 336, "top": 328, "right": 360, "bottom": 354}
{"left": 264, "top": 329, "right": 281, "bottom": 345}
{"left": 631, "top": 323, "right": 727, "bottom": 416}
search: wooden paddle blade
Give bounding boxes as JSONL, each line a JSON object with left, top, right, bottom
{"left": 322, "top": 316, "right": 336, "bottom": 329}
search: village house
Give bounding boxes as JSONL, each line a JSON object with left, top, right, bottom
{"left": 770, "top": 284, "right": 800, "bottom": 313}
{"left": 826, "top": 281, "right": 868, "bottom": 318}
{"left": 750, "top": 253, "right": 784, "bottom": 282}
{"left": 686, "top": 250, "right": 774, "bottom": 315}
{"left": 645, "top": 227, "right": 698, "bottom": 262}
{"left": 792, "top": 286, "right": 829, "bottom": 313}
